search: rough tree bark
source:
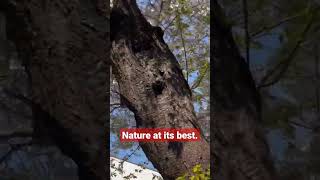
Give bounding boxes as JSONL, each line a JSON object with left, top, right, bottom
{"left": 212, "top": 1, "right": 277, "bottom": 180}
{"left": 111, "top": 0, "right": 209, "bottom": 179}
{"left": 0, "top": 0, "right": 109, "bottom": 179}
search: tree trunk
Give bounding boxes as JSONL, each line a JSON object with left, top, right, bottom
{"left": 0, "top": 0, "right": 109, "bottom": 179}
{"left": 111, "top": 0, "right": 209, "bottom": 179}
{"left": 212, "top": 1, "right": 277, "bottom": 180}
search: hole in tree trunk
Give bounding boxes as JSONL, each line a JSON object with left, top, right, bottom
{"left": 152, "top": 80, "right": 166, "bottom": 96}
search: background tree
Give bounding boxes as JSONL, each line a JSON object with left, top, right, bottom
{"left": 212, "top": 1, "right": 277, "bottom": 179}
{"left": 218, "top": 0, "right": 320, "bottom": 179}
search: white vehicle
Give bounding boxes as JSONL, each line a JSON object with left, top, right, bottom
{"left": 110, "top": 157, "right": 163, "bottom": 180}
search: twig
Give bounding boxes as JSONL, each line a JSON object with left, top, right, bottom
{"left": 314, "top": 44, "right": 319, "bottom": 114}
{"left": 178, "top": 16, "right": 189, "bottom": 82}
{"left": 155, "top": 0, "right": 164, "bottom": 26}
{"left": 163, "top": 15, "right": 177, "bottom": 32}
{"left": 80, "top": 20, "right": 98, "bottom": 32}
{"left": 251, "top": 12, "right": 305, "bottom": 38}
{"left": 111, "top": 106, "right": 122, "bottom": 113}
{"left": 162, "top": 3, "right": 204, "bottom": 32}
{"left": 191, "top": 63, "right": 209, "bottom": 90}
{"left": 123, "top": 145, "right": 140, "bottom": 162}
{"left": 2, "top": 88, "right": 33, "bottom": 107}
{"left": 289, "top": 120, "right": 313, "bottom": 130}
{"left": 0, "top": 130, "right": 33, "bottom": 143}
{"left": 242, "top": 0, "right": 250, "bottom": 67}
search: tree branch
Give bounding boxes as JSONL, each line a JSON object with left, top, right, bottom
{"left": 0, "top": 129, "right": 33, "bottom": 145}
{"left": 191, "top": 63, "right": 209, "bottom": 90}
{"left": 110, "top": 103, "right": 122, "bottom": 113}
{"left": 314, "top": 44, "right": 319, "bottom": 113}
{"left": 178, "top": 16, "right": 189, "bottom": 82}
{"left": 251, "top": 12, "right": 306, "bottom": 38}
{"left": 110, "top": 103, "right": 121, "bottom": 106}
{"left": 163, "top": 15, "right": 177, "bottom": 32}
{"left": 122, "top": 145, "right": 140, "bottom": 162}
{"left": 258, "top": 10, "right": 316, "bottom": 89}
{"left": 289, "top": 120, "right": 314, "bottom": 130}
{"left": 242, "top": 0, "right": 250, "bottom": 66}
{"left": 2, "top": 88, "right": 33, "bottom": 107}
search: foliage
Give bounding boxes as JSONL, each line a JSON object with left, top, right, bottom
{"left": 176, "top": 164, "right": 210, "bottom": 180}
{"left": 138, "top": 0, "right": 210, "bottom": 108}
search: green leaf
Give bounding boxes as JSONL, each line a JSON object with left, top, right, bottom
{"left": 192, "top": 164, "right": 202, "bottom": 174}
